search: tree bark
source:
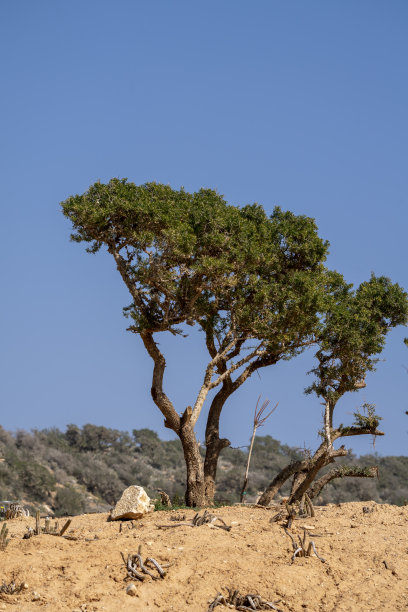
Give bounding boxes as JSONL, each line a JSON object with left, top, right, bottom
{"left": 203, "top": 351, "right": 281, "bottom": 503}
{"left": 308, "top": 465, "right": 378, "bottom": 500}
{"left": 257, "top": 458, "right": 310, "bottom": 506}
{"left": 141, "top": 332, "right": 207, "bottom": 506}
{"left": 179, "top": 416, "right": 206, "bottom": 507}
{"left": 203, "top": 383, "right": 232, "bottom": 502}
{"left": 257, "top": 419, "right": 385, "bottom": 507}
{"left": 288, "top": 446, "right": 348, "bottom": 504}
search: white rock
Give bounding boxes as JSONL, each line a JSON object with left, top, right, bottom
{"left": 126, "top": 583, "right": 138, "bottom": 596}
{"left": 110, "top": 486, "right": 154, "bottom": 521}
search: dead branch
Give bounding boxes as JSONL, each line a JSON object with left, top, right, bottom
{"left": 157, "top": 509, "right": 231, "bottom": 531}
{"left": 284, "top": 527, "right": 325, "bottom": 564}
{"left": 208, "top": 587, "right": 282, "bottom": 611}
{"left": 23, "top": 517, "right": 72, "bottom": 540}
{"left": 0, "top": 580, "right": 26, "bottom": 595}
{"left": 308, "top": 465, "right": 379, "bottom": 500}
{"left": 59, "top": 519, "right": 72, "bottom": 536}
{"left": 121, "top": 546, "right": 166, "bottom": 582}
{"left": 240, "top": 396, "right": 278, "bottom": 502}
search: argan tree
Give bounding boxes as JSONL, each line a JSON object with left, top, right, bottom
{"left": 258, "top": 275, "right": 408, "bottom": 507}
{"left": 62, "top": 178, "right": 335, "bottom": 506}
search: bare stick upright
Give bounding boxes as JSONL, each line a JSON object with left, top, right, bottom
{"left": 240, "top": 396, "right": 278, "bottom": 503}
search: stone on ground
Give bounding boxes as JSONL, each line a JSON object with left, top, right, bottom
{"left": 110, "top": 485, "right": 154, "bottom": 520}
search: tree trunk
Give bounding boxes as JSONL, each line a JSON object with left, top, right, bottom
{"left": 288, "top": 445, "right": 348, "bottom": 504}
{"left": 204, "top": 437, "right": 230, "bottom": 503}
{"left": 257, "top": 442, "right": 348, "bottom": 506}
{"left": 257, "top": 459, "right": 309, "bottom": 506}
{"left": 141, "top": 332, "right": 205, "bottom": 507}
{"left": 203, "top": 383, "right": 232, "bottom": 503}
{"left": 289, "top": 470, "right": 308, "bottom": 498}
{"left": 179, "top": 420, "right": 206, "bottom": 507}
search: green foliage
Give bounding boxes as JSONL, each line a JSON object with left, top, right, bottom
{"left": 7, "top": 454, "right": 56, "bottom": 502}
{"left": 352, "top": 403, "right": 382, "bottom": 430}
{"left": 0, "top": 425, "right": 407, "bottom": 509}
{"left": 61, "top": 179, "right": 331, "bottom": 357}
{"left": 54, "top": 485, "right": 86, "bottom": 517}
{"left": 66, "top": 424, "right": 133, "bottom": 452}
{"left": 306, "top": 275, "right": 408, "bottom": 402}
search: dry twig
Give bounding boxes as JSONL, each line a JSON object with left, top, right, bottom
{"left": 157, "top": 510, "right": 231, "bottom": 531}
{"left": 284, "top": 528, "right": 325, "bottom": 564}
{"left": 0, "top": 524, "right": 10, "bottom": 551}
{"left": 23, "top": 517, "right": 72, "bottom": 540}
{"left": 121, "top": 545, "right": 167, "bottom": 582}
{"left": 240, "top": 397, "right": 278, "bottom": 503}
{"left": 0, "top": 580, "right": 26, "bottom": 595}
{"left": 208, "top": 587, "right": 281, "bottom": 611}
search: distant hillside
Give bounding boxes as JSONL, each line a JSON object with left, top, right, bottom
{"left": 0, "top": 424, "right": 407, "bottom": 515}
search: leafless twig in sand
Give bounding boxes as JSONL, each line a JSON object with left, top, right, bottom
{"left": 208, "top": 587, "right": 282, "bottom": 611}
{"left": 157, "top": 510, "right": 231, "bottom": 531}
{"left": 121, "top": 545, "right": 167, "bottom": 581}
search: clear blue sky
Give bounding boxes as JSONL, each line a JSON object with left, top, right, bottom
{"left": 1, "top": 1, "right": 407, "bottom": 457}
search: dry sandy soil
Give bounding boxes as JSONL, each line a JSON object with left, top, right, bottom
{"left": 0, "top": 501, "right": 407, "bottom": 611}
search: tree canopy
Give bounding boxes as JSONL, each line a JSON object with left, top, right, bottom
{"left": 62, "top": 178, "right": 330, "bottom": 346}
{"left": 258, "top": 273, "right": 408, "bottom": 507}
{"left": 62, "top": 178, "right": 407, "bottom": 505}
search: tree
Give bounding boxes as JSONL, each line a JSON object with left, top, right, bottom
{"left": 61, "top": 178, "right": 335, "bottom": 506}
{"left": 258, "top": 275, "right": 408, "bottom": 507}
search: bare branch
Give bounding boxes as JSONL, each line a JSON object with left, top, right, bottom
{"left": 240, "top": 396, "right": 278, "bottom": 502}
{"left": 140, "top": 331, "right": 180, "bottom": 432}
{"left": 308, "top": 465, "right": 379, "bottom": 500}
{"left": 109, "top": 245, "right": 147, "bottom": 313}
{"left": 332, "top": 426, "right": 385, "bottom": 440}
{"left": 208, "top": 343, "right": 267, "bottom": 390}
{"left": 191, "top": 335, "right": 240, "bottom": 426}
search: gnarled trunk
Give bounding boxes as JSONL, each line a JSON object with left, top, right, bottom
{"left": 257, "top": 458, "right": 310, "bottom": 506}
{"left": 204, "top": 436, "right": 230, "bottom": 502}
{"left": 203, "top": 383, "right": 232, "bottom": 503}
{"left": 179, "top": 422, "right": 206, "bottom": 507}
{"left": 141, "top": 332, "right": 206, "bottom": 507}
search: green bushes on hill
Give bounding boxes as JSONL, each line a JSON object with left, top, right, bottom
{"left": 0, "top": 424, "right": 406, "bottom": 515}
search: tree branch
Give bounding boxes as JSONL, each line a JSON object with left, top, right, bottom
{"left": 257, "top": 458, "right": 312, "bottom": 505}
{"left": 332, "top": 426, "right": 384, "bottom": 440}
{"left": 288, "top": 445, "right": 348, "bottom": 504}
{"left": 140, "top": 331, "right": 180, "bottom": 433}
{"left": 208, "top": 343, "right": 267, "bottom": 390}
{"left": 308, "top": 465, "right": 379, "bottom": 500}
{"left": 191, "top": 335, "right": 239, "bottom": 427}
{"left": 109, "top": 245, "right": 147, "bottom": 314}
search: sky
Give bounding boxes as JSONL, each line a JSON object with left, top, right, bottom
{"left": 1, "top": 1, "right": 407, "bottom": 457}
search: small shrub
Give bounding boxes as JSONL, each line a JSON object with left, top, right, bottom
{"left": 54, "top": 486, "right": 86, "bottom": 517}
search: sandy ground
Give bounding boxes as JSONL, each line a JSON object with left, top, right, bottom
{"left": 0, "top": 501, "right": 407, "bottom": 612}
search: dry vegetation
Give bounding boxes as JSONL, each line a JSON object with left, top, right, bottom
{"left": 0, "top": 502, "right": 407, "bottom": 611}
{"left": 1, "top": 425, "right": 408, "bottom": 518}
